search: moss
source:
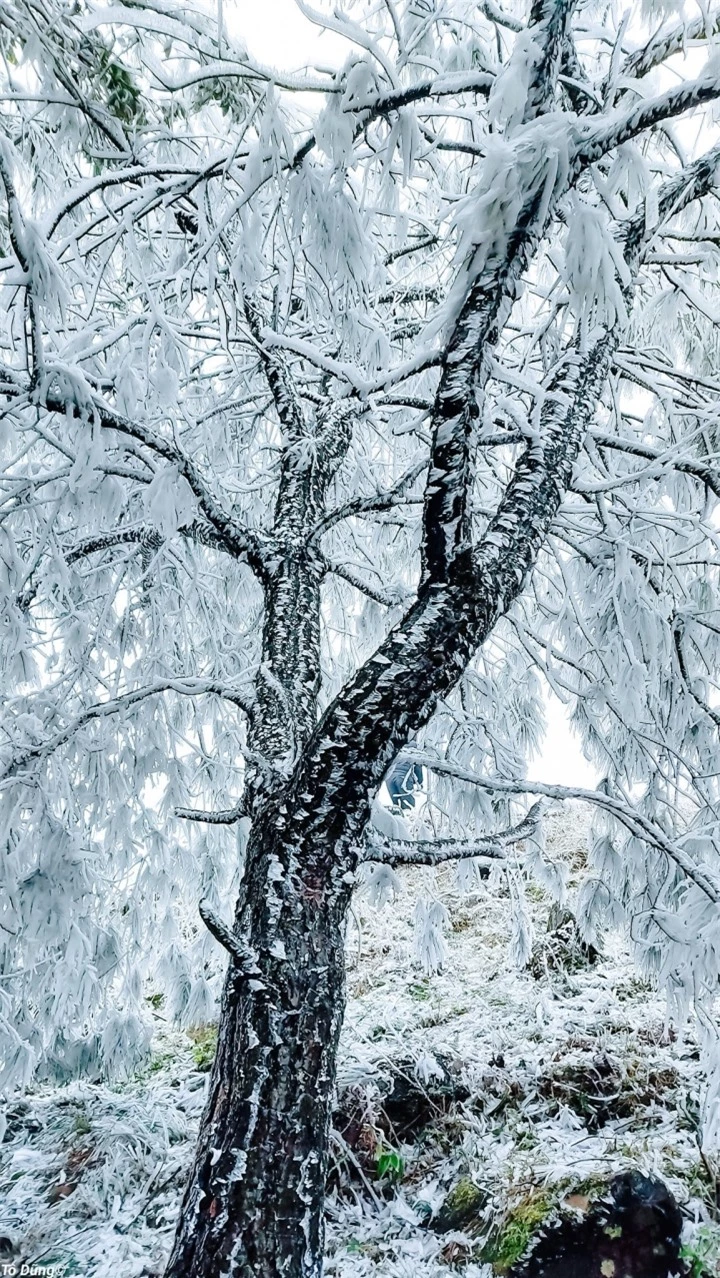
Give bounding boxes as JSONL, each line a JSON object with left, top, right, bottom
{"left": 408, "top": 981, "right": 432, "bottom": 1001}
{"left": 188, "top": 1025, "right": 218, "bottom": 1072}
{"left": 433, "top": 1176, "right": 487, "bottom": 1234}
{"left": 147, "top": 1050, "right": 175, "bottom": 1075}
{"left": 73, "top": 1111, "right": 92, "bottom": 1136}
{"left": 481, "top": 1191, "right": 554, "bottom": 1272}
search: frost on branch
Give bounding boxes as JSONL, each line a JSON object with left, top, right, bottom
{"left": 562, "top": 195, "right": 632, "bottom": 345}
{"left": 434, "top": 115, "right": 571, "bottom": 335}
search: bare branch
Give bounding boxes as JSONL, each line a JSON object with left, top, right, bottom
{"left": 198, "top": 900, "right": 262, "bottom": 977}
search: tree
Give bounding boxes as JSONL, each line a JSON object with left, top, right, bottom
{"left": 2, "top": 0, "right": 720, "bottom": 1271}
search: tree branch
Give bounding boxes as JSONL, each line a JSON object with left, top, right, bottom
{"left": 621, "top": 10, "right": 720, "bottom": 83}
{"left": 362, "top": 800, "right": 543, "bottom": 865}
{"left": 0, "top": 363, "right": 268, "bottom": 579}
{"left": 587, "top": 430, "right": 720, "bottom": 499}
{"left": 1, "top": 678, "right": 256, "bottom": 782}
{"left": 577, "top": 67, "right": 720, "bottom": 168}
{"left": 198, "top": 899, "right": 262, "bottom": 976}
{"left": 412, "top": 757, "right": 720, "bottom": 904}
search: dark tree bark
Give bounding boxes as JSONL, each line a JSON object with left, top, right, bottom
{"left": 165, "top": 820, "right": 353, "bottom": 1278}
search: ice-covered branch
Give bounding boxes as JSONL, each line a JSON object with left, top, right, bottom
{"left": 362, "top": 801, "right": 543, "bottom": 865}
{"left": 198, "top": 900, "right": 261, "bottom": 976}
{"left": 178, "top": 799, "right": 248, "bottom": 824}
{"left": 522, "top": 0, "right": 578, "bottom": 124}
{"left": 245, "top": 300, "right": 307, "bottom": 443}
{"left": 0, "top": 363, "right": 268, "bottom": 577}
{"left": 1, "top": 679, "right": 256, "bottom": 782}
{"left": 621, "top": 10, "right": 720, "bottom": 83}
{"left": 312, "top": 459, "right": 426, "bottom": 538}
{"left": 321, "top": 557, "right": 410, "bottom": 608}
{"left": 673, "top": 625, "right": 720, "bottom": 735}
{"left": 577, "top": 67, "right": 720, "bottom": 168}
{"left": 411, "top": 757, "right": 720, "bottom": 904}
{"left": 585, "top": 431, "right": 720, "bottom": 499}
{"left": 420, "top": 0, "right": 575, "bottom": 587}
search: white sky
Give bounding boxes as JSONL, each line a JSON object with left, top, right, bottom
{"left": 232, "top": 0, "right": 600, "bottom": 789}
{"left": 229, "top": 0, "right": 346, "bottom": 70}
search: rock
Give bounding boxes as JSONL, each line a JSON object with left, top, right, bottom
{"left": 508, "top": 1172, "right": 685, "bottom": 1278}
{"left": 431, "top": 1177, "right": 488, "bottom": 1234}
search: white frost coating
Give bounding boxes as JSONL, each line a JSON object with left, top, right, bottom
{"left": 413, "top": 897, "right": 449, "bottom": 974}
{"left": 488, "top": 27, "right": 545, "bottom": 133}
{"left": 267, "top": 855, "right": 285, "bottom": 882}
{"left": 562, "top": 195, "right": 632, "bottom": 346}
{"left": 361, "top": 862, "right": 403, "bottom": 908}
{"left": 228, "top": 1149, "right": 248, "bottom": 1184}
{"left": 143, "top": 465, "right": 197, "bottom": 539}
{"left": 315, "top": 56, "right": 377, "bottom": 168}
{"left": 427, "top": 115, "right": 571, "bottom": 338}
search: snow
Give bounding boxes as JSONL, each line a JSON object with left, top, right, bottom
{"left": 2, "top": 808, "right": 718, "bottom": 1277}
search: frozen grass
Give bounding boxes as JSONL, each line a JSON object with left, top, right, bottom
{"left": 1, "top": 807, "right": 719, "bottom": 1276}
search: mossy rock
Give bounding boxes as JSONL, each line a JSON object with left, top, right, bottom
{"left": 431, "top": 1177, "right": 488, "bottom": 1234}
{"left": 481, "top": 1190, "right": 555, "bottom": 1272}
{"left": 504, "top": 1172, "right": 684, "bottom": 1278}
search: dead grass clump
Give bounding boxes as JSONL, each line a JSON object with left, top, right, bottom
{"left": 537, "top": 1050, "right": 679, "bottom": 1131}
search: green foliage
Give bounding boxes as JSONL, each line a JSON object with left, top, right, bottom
{"left": 681, "top": 1225, "right": 720, "bottom": 1278}
{"left": 433, "top": 1176, "right": 487, "bottom": 1232}
{"left": 73, "top": 1111, "right": 92, "bottom": 1136}
{"left": 188, "top": 1025, "right": 218, "bottom": 1072}
{"left": 408, "top": 981, "right": 431, "bottom": 1001}
{"left": 96, "top": 47, "right": 145, "bottom": 127}
{"left": 375, "top": 1146, "right": 404, "bottom": 1183}
{"left": 194, "top": 77, "right": 249, "bottom": 123}
{"left": 147, "top": 1050, "right": 175, "bottom": 1074}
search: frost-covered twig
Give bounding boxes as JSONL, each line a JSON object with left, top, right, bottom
{"left": 577, "top": 67, "right": 720, "bottom": 169}
{"left": 621, "top": 9, "right": 720, "bottom": 83}
{"left": 0, "top": 362, "right": 268, "bottom": 577}
{"left": 362, "top": 800, "right": 543, "bottom": 865}
{"left": 412, "top": 757, "right": 720, "bottom": 904}
{"left": 176, "top": 798, "right": 248, "bottom": 824}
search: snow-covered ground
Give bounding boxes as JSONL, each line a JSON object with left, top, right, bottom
{"left": 1, "top": 808, "right": 719, "bottom": 1277}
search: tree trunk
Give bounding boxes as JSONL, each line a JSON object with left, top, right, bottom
{"left": 165, "top": 820, "right": 351, "bottom": 1278}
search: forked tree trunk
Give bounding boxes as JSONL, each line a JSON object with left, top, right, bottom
{"left": 164, "top": 820, "right": 352, "bottom": 1278}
